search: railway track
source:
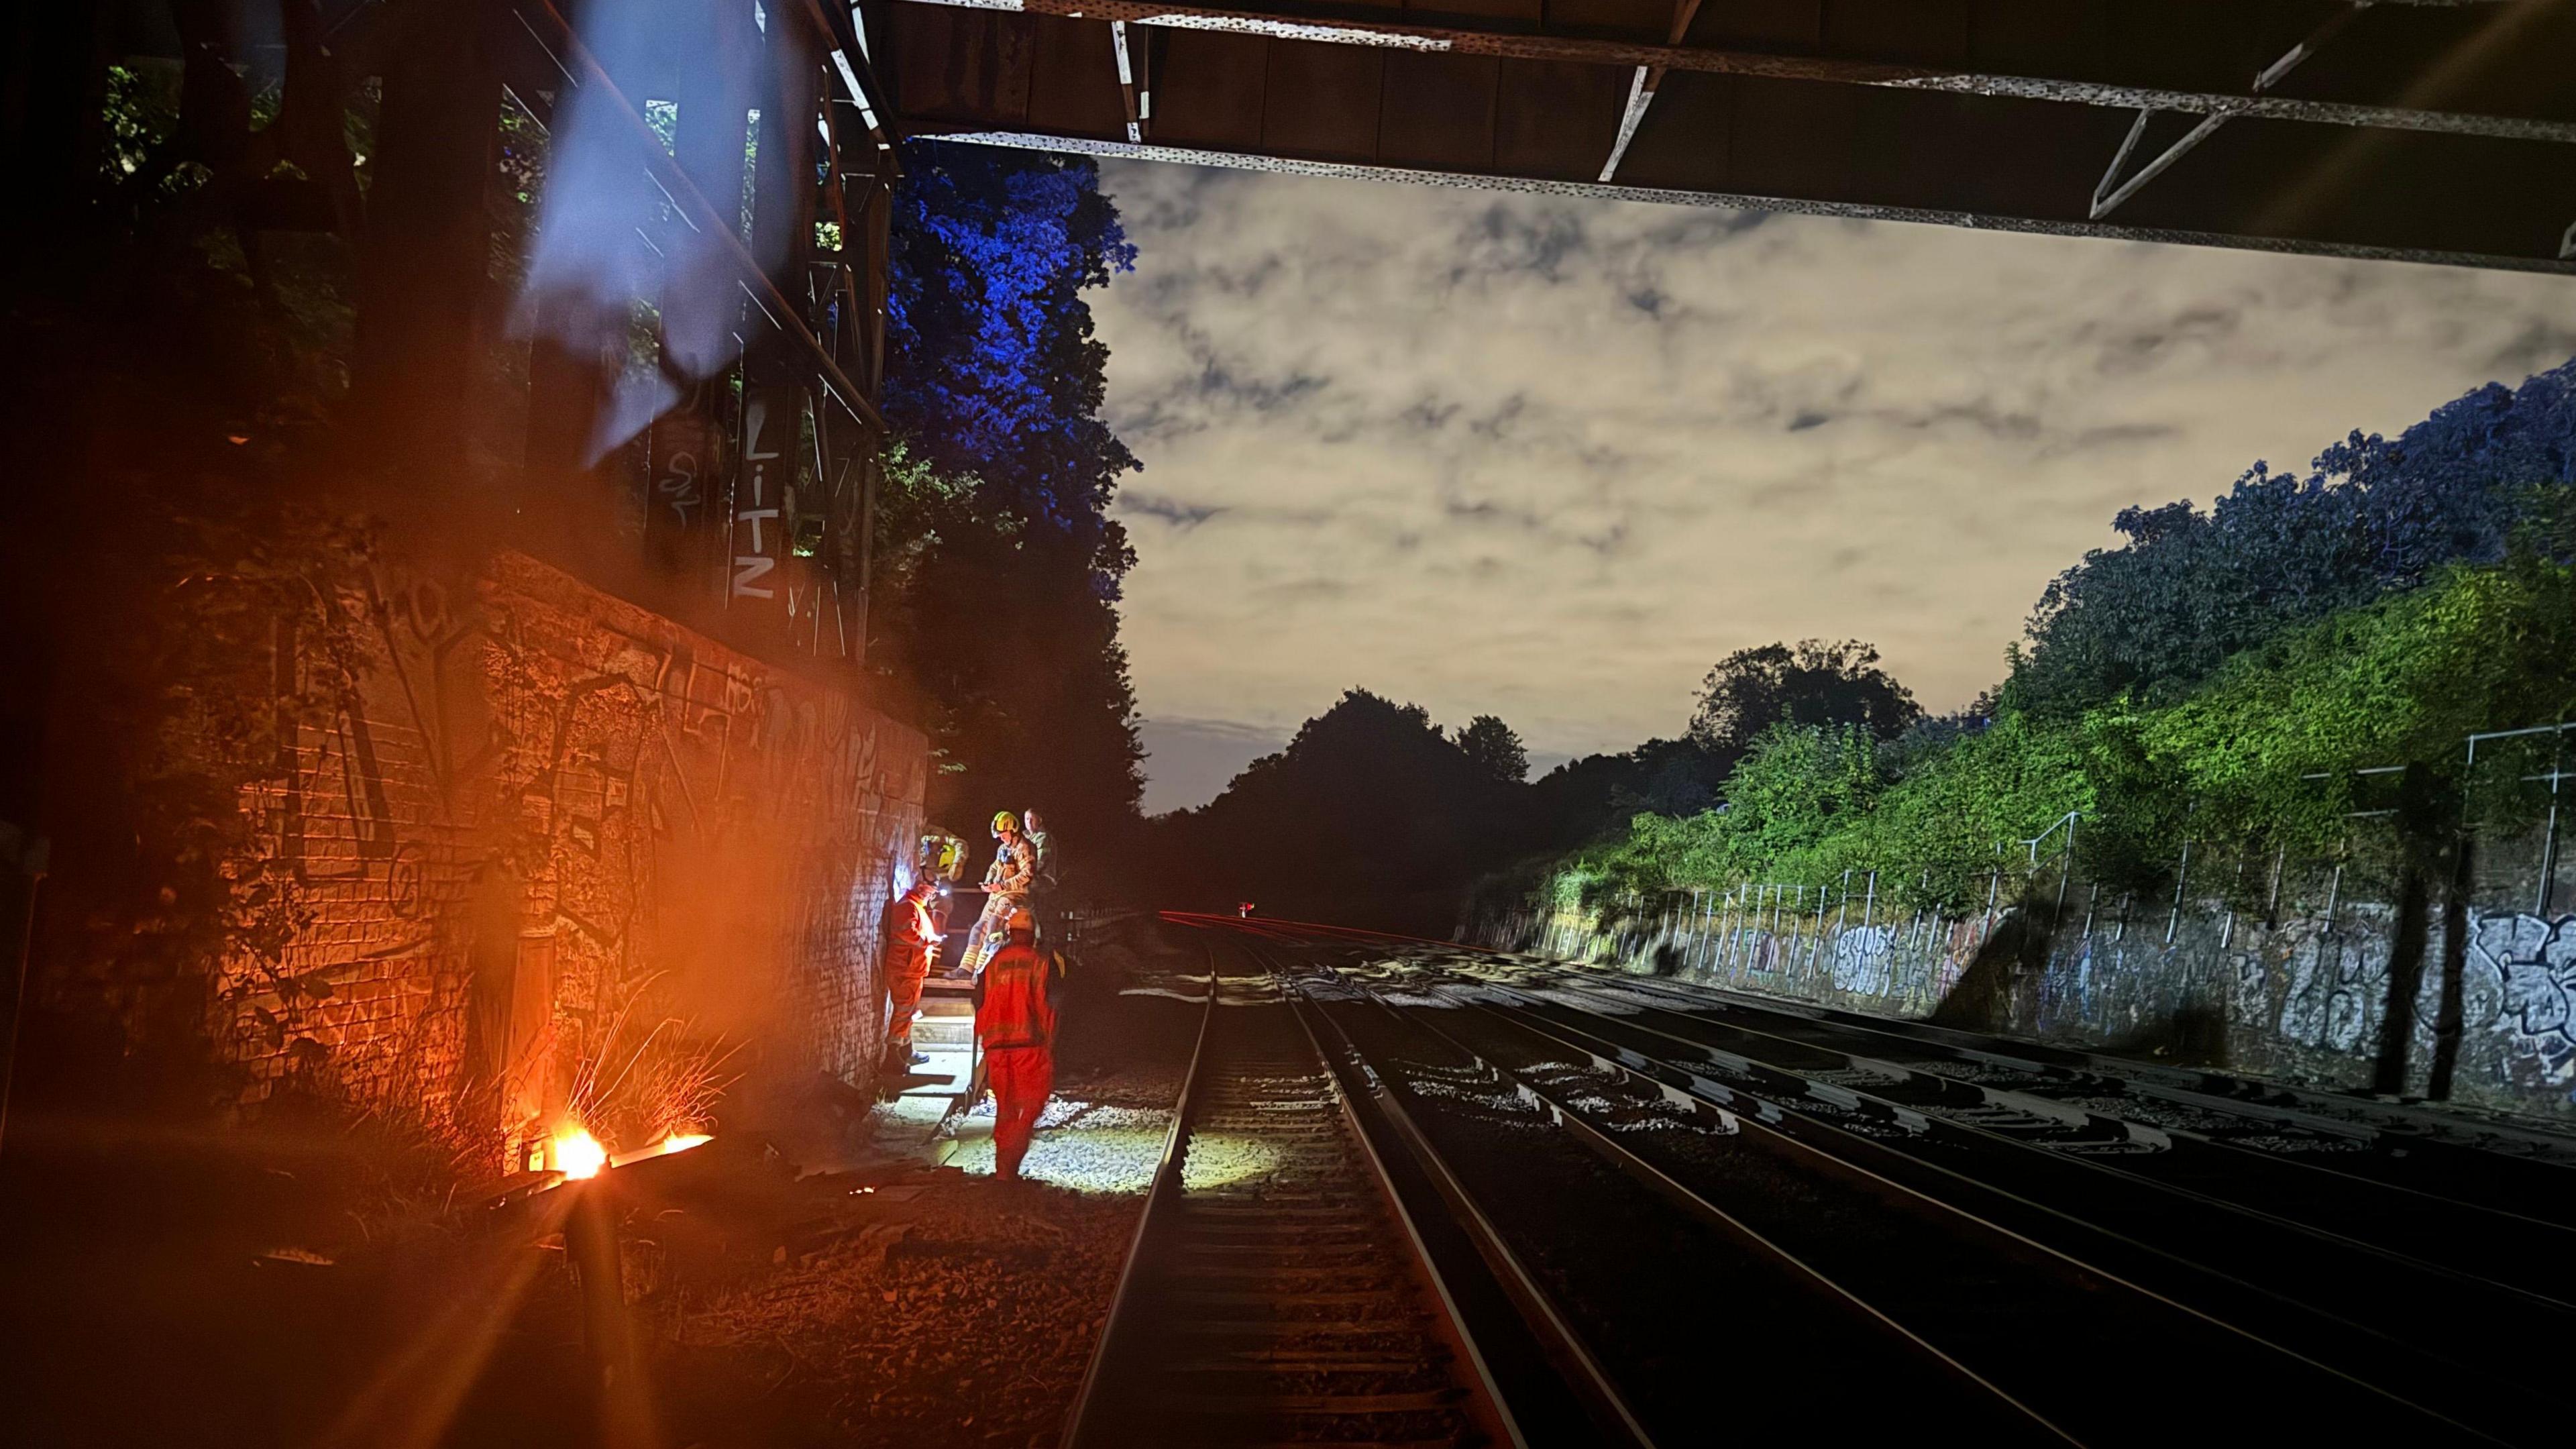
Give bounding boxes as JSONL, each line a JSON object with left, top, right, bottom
{"left": 1201, "top": 915, "right": 2569, "bottom": 1444}
{"left": 1061, "top": 949, "right": 1560, "bottom": 1448}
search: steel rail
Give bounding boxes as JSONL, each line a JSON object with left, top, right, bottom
{"left": 1602, "top": 962, "right": 2576, "bottom": 1171}
{"left": 1451, "top": 957, "right": 2576, "bottom": 1315}
{"left": 1300, "top": 959, "right": 2088, "bottom": 1445}
{"left": 1278, "top": 969, "right": 1529, "bottom": 1449}
{"left": 1332, "top": 949, "right": 2554, "bottom": 1440}
{"left": 1499, "top": 955, "right": 2576, "bottom": 1234}
{"left": 1272, "top": 955, "right": 1660, "bottom": 1448}
{"left": 1217, "top": 930, "right": 2533, "bottom": 1413}
{"left": 1185, "top": 911, "right": 2576, "bottom": 1167}
{"left": 1069, "top": 933, "right": 1536, "bottom": 1446}
{"left": 1360, "top": 962, "right": 2518, "bottom": 1440}
{"left": 900, "top": 0, "right": 2576, "bottom": 144}
{"left": 1059, "top": 943, "right": 1220, "bottom": 1446}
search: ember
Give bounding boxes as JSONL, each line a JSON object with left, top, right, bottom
{"left": 610, "top": 1132, "right": 714, "bottom": 1169}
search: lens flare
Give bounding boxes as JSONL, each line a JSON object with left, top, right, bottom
{"left": 553, "top": 1126, "right": 608, "bottom": 1180}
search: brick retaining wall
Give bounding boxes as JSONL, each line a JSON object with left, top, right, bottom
{"left": 211, "top": 549, "right": 925, "bottom": 1165}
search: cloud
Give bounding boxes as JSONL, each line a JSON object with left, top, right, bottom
{"left": 1136, "top": 716, "right": 1291, "bottom": 814}
{"left": 1120, "top": 492, "right": 1228, "bottom": 530}
{"left": 1089, "top": 160, "right": 2575, "bottom": 761}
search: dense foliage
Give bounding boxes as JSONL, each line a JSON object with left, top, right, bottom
{"left": 1453, "top": 714, "right": 1531, "bottom": 786}
{"left": 1152, "top": 692, "right": 1545, "bottom": 930}
{"left": 1690, "top": 639, "right": 1924, "bottom": 751}
{"left": 875, "top": 142, "right": 1147, "bottom": 861}
{"left": 1548, "top": 358, "right": 2576, "bottom": 916}
{"left": 2008, "top": 360, "right": 2576, "bottom": 717}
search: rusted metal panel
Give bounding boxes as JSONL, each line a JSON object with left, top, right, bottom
{"left": 1839, "top": 85, "right": 1976, "bottom": 210}
{"left": 1823, "top": 0, "right": 1974, "bottom": 68}
{"left": 1699, "top": 0, "right": 1824, "bottom": 51}
{"left": 1727, "top": 75, "right": 1861, "bottom": 203}
{"left": 1379, "top": 52, "right": 1500, "bottom": 172}
{"left": 892, "top": 5, "right": 1034, "bottom": 121}
{"left": 1027, "top": 13, "right": 1128, "bottom": 136}
{"left": 1495, "top": 57, "right": 1629, "bottom": 181}
{"left": 1263, "top": 38, "right": 1386, "bottom": 162}
{"left": 1951, "top": 83, "right": 2125, "bottom": 217}
{"left": 1440, "top": 0, "right": 1546, "bottom": 23}
{"left": 1962, "top": 0, "right": 2110, "bottom": 77}
{"left": 1154, "top": 28, "right": 1273, "bottom": 147}
{"left": 1545, "top": 0, "right": 1681, "bottom": 45}
{"left": 2102, "top": 0, "right": 2271, "bottom": 94}
{"left": 1613, "top": 67, "right": 1729, "bottom": 190}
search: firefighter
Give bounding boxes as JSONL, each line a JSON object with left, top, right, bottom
{"left": 959, "top": 810, "right": 1033, "bottom": 975}
{"left": 878, "top": 871, "right": 946, "bottom": 1075}
{"left": 975, "top": 905, "right": 1057, "bottom": 1182}
{"left": 1022, "top": 807, "right": 1057, "bottom": 934}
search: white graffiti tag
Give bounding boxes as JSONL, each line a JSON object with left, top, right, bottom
{"left": 2469, "top": 913, "right": 2576, "bottom": 1051}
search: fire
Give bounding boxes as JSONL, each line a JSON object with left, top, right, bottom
{"left": 552, "top": 1126, "right": 608, "bottom": 1180}
{"left": 606, "top": 1131, "right": 715, "bottom": 1170}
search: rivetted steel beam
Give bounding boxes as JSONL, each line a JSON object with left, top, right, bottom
{"left": 900, "top": 0, "right": 2576, "bottom": 146}
{"left": 1599, "top": 0, "right": 1704, "bottom": 183}
{"left": 1112, "top": 19, "right": 1144, "bottom": 143}
{"left": 2090, "top": 0, "right": 2371, "bottom": 219}
{"left": 924, "top": 128, "right": 2576, "bottom": 275}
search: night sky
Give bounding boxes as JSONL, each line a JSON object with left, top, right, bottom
{"left": 1091, "top": 162, "right": 2576, "bottom": 814}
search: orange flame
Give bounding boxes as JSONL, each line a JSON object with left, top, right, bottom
{"left": 552, "top": 1126, "right": 608, "bottom": 1180}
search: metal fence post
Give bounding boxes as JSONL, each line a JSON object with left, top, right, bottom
{"left": 2167, "top": 838, "right": 2192, "bottom": 945}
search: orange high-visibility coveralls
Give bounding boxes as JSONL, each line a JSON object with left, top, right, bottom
{"left": 975, "top": 935, "right": 1057, "bottom": 1180}
{"left": 880, "top": 883, "right": 944, "bottom": 1063}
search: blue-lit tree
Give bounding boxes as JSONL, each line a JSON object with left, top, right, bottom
{"left": 877, "top": 142, "right": 1146, "bottom": 855}
{"left": 885, "top": 140, "right": 1138, "bottom": 579}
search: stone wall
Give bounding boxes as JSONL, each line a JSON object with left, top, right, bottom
{"left": 207, "top": 549, "right": 926, "bottom": 1165}
{"left": 1475, "top": 853, "right": 2576, "bottom": 1124}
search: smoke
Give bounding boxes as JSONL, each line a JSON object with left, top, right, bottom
{"left": 513, "top": 0, "right": 788, "bottom": 463}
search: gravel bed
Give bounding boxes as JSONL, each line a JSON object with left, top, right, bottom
{"left": 655, "top": 1175, "right": 1139, "bottom": 1448}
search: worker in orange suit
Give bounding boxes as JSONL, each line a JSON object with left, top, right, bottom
{"left": 879, "top": 872, "right": 947, "bottom": 1076}
{"left": 975, "top": 906, "right": 1057, "bottom": 1182}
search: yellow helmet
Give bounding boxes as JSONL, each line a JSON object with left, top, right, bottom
{"left": 991, "top": 810, "right": 1019, "bottom": 837}
{"left": 917, "top": 829, "right": 966, "bottom": 882}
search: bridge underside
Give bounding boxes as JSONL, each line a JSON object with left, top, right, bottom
{"left": 873, "top": 0, "right": 2576, "bottom": 272}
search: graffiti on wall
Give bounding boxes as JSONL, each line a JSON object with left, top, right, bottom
{"left": 2273, "top": 925, "right": 2389, "bottom": 1058}
{"left": 2466, "top": 912, "right": 2576, "bottom": 1083}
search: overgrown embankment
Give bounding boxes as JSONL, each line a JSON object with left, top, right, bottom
{"left": 1481, "top": 359, "right": 2576, "bottom": 1120}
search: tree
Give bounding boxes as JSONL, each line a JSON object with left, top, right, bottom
{"left": 2006, "top": 356, "right": 2576, "bottom": 718}
{"left": 885, "top": 140, "right": 1138, "bottom": 585}
{"left": 1453, "top": 715, "right": 1529, "bottom": 785}
{"left": 1688, "top": 639, "right": 1922, "bottom": 755}
{"left": 877, "top": 142, "right": 1148, "bottom": 861}
{"left": 1154, "top": 690, "right": 1535, "bottom": 930}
